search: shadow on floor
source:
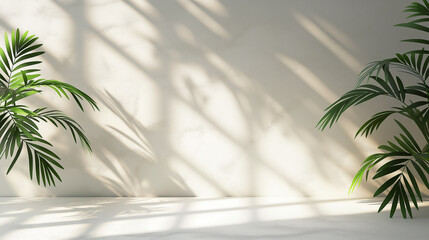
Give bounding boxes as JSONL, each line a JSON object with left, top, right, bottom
{"left": 0, "top": 197, "right": 428, "bottom": 240}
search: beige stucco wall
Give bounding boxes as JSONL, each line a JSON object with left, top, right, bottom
{"left": 0, "top": 0, "right": 422, "bottom": 197}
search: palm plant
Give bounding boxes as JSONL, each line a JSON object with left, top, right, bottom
{"left": 0, "top": 29, "right": 98, "bottom": 187}
{"left": 318, "top": 0, "right": 429, "bottom": 218}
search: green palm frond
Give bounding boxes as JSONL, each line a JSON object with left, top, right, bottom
{"left": 317, "top": 68, "right": 404, "bottom": 131}
{"left": 355, "top": 110, "right": 398, "bottom": 137}
{"left": 0, "top": 29, "right": 98, "bottom": 186}
{"left": 393, "top": 51, "right": 427, "bottom": 81}
{"left": 397, "top": 0, "right": 429, "bottom": 39}
{"left": 24, "top": 79, "right": 99, "bottom": 111}
{"left": 349, "top": 120, "right": 429, "bottom": 218}
{"left": 319, "top": 0, "right": 429, "bottom": 218}
{"left": 32, "top": 109, "right": 92, "bottom": 152}
{"left": 355, "top": 59, "right": 397, "bottom": 87}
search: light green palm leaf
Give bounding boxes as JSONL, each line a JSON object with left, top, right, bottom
{"left": 0, "top": 29, "right": 98, "bottom": 186}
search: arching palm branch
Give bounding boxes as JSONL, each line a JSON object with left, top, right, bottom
{"left": 0, "top": 29, "right": 98, "bottom": 186}
{"left": 318, "top": 0, "right": 429, "bottom": 218}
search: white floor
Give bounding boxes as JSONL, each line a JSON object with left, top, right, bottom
{"left": 0, "top": 197, "right": 428, "bottom": 239}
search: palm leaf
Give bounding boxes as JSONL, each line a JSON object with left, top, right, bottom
{"left": 0, "top": 28, "right": 98, "bottom": 186}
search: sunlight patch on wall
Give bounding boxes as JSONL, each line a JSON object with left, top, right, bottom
{"left": 338, "top": 118, "right": 380, "bottom": 157}
{"left": 314, "top": 15, "right": 359, "bottom": 53}
{"left": 2, "top": 171, "right": 26, "bottom": 196}
{"left": 168, "top": 104, "right": 245, "bottom": 195}
{"left": 253, "top": 120, "right": 319, "bottom": 196}
{"left": 205, "top": 51, "right": 252, "bottom": 92}
{"left": 85, "top": 30, "right": 163, "bottom": 126}
{"left": 194, "top": 0, "right": 228, "bottom": 17}
{"left": 171, "top": 62, "right": 250, "bottom": 143}
{"left": 87, "top": 0, "right": 160, "bottom": 41}
{"left": 95, "top": 86, "right": 162, "bottom": 135}
{"left": 90, "top": 150, "right": 140, "bottom": 197}
{"left": 178, "top": 0, "right": 230, "bottom": 39}
{"left": 175, "top": 24, "right": 197, "bottom": 44}
{"left": 293, "top": 12, "right": 363, "bottom": 73}
{"left": 126, "top": 0, "right": 161, "bottom": 19}
{"left": 276, "top": 53, "right": 337, "bottom": 103}
{"left": 170, "top": 156, "right": 231, "bottom": 196}
{"left": 89, "top": 28, "right": 159, "bottom": 71}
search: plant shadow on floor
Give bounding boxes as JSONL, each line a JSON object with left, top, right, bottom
{"left": 0, "top": 197, "right": 428, "bottom": 240}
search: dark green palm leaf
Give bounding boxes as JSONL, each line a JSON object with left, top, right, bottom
{"left": 319, "top": 1, "right": 429, "bottom": 215}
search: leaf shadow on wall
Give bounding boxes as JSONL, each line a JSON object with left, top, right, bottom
{"left": 0, "top": 0, "right": 415, "bottom": 197}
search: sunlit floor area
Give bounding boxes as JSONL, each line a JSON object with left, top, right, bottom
{"left": 0, "top": 197, "right": 428, "bottom": 239}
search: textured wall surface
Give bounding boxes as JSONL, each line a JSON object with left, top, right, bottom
{"left": 0, "top": 0, "right": 421, "bottom": 197}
